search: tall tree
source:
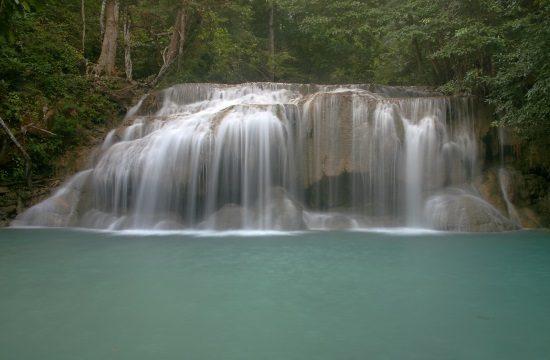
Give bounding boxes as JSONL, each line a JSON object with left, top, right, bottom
{"left": 122, "top": 0, "right": 132, "bottom": 80}
{"left": 268, "top": 1, "right": 275, "bottom": 81}
{"left": 99, "top": 0, "right": 106, "bottom": 39}
{"left": 94, "top": 0, "right": 119, "bottom": 76}
{"left": 81, "top": 0, "right": 86, "bottom": 52}
{"left": 154, "top": 3, "right": 186, "bottom": 84}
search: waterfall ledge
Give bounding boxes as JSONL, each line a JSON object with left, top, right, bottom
{"left": 14, "top": 83, "right": 540, "bottom": 231}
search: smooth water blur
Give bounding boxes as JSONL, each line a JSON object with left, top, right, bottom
{"left": 17, "top": 84, "right": 501, "bottom": 231}
{"left": 1, "top": 228, "right": 549, "bottom": 360}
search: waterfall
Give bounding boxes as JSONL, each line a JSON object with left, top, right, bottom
{"left": 14, "top": 83, "right": 519, "bottom": 231}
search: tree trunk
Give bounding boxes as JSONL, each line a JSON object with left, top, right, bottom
{"left": 412, "top": 38, "right": 422, "bottom": 71}
{"left": 94, "top": 0, "right": 119, "bottom": 77}
{"left": 0, "top": 117, "right": 32, "bottom": 188}
{"left": 154, "top": 6, "right": 186, "bottom": 85}
{"left": 426, "top": 43, "right": 442, "bottom": 84}
{"left": 268, "top": 3, "right": 275, "bottom": 81}
{"left": 100, "top": 0, "right": 106, "bottom": 40}
{"left": 123, "top": 0, "right": 132, "bottom": 81}
{"left": 81, "top": 0, "right": 86, "bottom": 53}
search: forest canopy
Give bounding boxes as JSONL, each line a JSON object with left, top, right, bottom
{"left": 0, "top": 0, "right": 549, "bottom": 181}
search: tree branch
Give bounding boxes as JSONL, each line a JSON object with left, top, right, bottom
{"left": 0, "top": 117, "right": 32, "bottom": 188}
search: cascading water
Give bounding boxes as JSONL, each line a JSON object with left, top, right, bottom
{"left": 14, "top": 83, "right": 520, "bottom": 231}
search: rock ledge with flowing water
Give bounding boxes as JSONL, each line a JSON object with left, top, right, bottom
{"left": 13, "top": 83, "right": 543, "bottom": 231}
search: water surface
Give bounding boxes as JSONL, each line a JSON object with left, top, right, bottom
{"left": 1, "top": 228, "right": 549, "bottom": 359}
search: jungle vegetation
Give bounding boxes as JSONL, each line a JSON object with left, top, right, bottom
{"left": 0, "top": 0, "right": 549, "bottom": 183}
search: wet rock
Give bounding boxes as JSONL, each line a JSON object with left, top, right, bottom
{"left": 303, "top": 212, "right": 358, "bottom": 230}
{"left": 498, "top": 168, "right": 521, "bottom": 204}
{"left": 304, "top": 92, "right": 354, "bottom": 185}
{"left": 201, "top": 203, "right": 245, "bottom": 230}
{"left": 251, "top": 187, "right": 306, "bottom": 230}
{"left": 425, "top": 193, "right": 519, "bottom": 232}
{"left": 0, "top": 205, "right": 17, "bottom": 224}
{"left": 12, "top": 209, "right": 78, "bottom": 227}
{"left": 132, "top": 92, "right": 163, "bottom": 116}
{"left": 78, "top": 210, "right": 118, "bottom": 229}
{"left": 474, "top": 169, "right": 508, "bottom": 214}
{"left": 442, "top": 142, "right": 468, "bottom": 186}
{"left": 105, "top": 213, "right": 185, "bottom": 230}
{"left": 517, "top": 207, "right": 542, "bottom": 228}
{"left": 11, "top": 172, "right": 92, "bottom": 227}
{"left": 153, "top": 220, "right": 186, "bottom": 231}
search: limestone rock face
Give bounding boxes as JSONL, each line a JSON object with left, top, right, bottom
{"left": 201, "top": 203, "right": 245, "bottom": 230}
{"left": 303, "top": 92, "right": 354, "bottom": 185}
{"left": 500, "top": 169, "right": 543, "bottom": 228}
{"left": 425, "top": 193, "right": 519, "bottom": 232}
{"left": 302, "top": 91, "right": 405, "bottom": 187}
{"left": 251, "top": 187, "right": 307, "bottom": 230}
{"left": 498, "top": 168, "right": 524, "bottom": 204}
{"left": 474, "top": 169, "right": 508, "bottom": 214}
{"left": 475, "top": 167, "right": 544, "bottom": 229}
{"left": 517, "top": 207, "right": 542, "bottom": 229}
{"left": 202, "top": 188, "right": 307, "bottom": 230}
{"left": 442, "top": 142, "right": 469, "bottom": 186}
{"left": 132, "top": 92, "right": 164, "bottom": 116}
{"left": 12, "top": 171, "right": 91, "bottom": 228}
{"left": 13, "top": 83, "right": 547, "bottom": 231}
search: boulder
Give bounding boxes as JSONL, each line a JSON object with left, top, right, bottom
{"left": 425, "top": 193, "right": 519, "bottom": 232}
{"left": 201, "top": 203, "right": 245, "bottom": 230}
{"left": 13, "top": 209, "right": 78, "bottom": 227}
{"left": 251, "top": 187, "right": 307, "bottom": 230}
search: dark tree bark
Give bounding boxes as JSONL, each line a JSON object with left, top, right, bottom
{"left": 154, "top": 5, "right": 186, "bottom": 85}
{"left": 94, "top": 0, "right": 120, "bottom": 77}
{"left": 100, "top": 0, "right": 107, "bottom": 40}
{"left": 269, "top": 3, "right": 275, "bottom": 81}
{"left": 123, "top": 0, "right": 132, "bottom": 80}
{"left": 81, "top": 0, "right": 86, "bottom": 53}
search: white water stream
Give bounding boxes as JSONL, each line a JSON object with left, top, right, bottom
{"left": 15, "top": 83, "right": 517, "bottom": 231}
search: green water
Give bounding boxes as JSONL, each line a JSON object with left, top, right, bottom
{"left": 0, "top": 228, "right": 549, "bottom": 360}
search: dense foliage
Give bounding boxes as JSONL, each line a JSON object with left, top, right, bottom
{"left": 0, "top": 0, "right": 120, "bottom": 181}
{"left": 0, "top": 0, "right": 549, "bottom": 183}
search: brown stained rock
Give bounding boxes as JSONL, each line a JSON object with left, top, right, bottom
{"left": 304, "top": 92, "right": 353, "bottom": 185}
{"left": 474, "top": 169, "right": 508, "bottom": 215}
{"left": 498, "top": 168, "right": 519, "bottom": 204}
{"left": 128, "top": 91, "right": 163, "bottom": 117}
{"left": 518, "top": 207, "right": 542, "bottom": 228}
{"left": 473, "top": 99, "right": 494, "bottom": 142}
{"left": 426, "top": 194, "right": 518, "bottom": 232}
{"left": 304, "top": 92, "right": 413, "bottom": 187}
{"left": 475, "top": 167, "right": 545, "bottom": 228}
{"left": 209, "top": 105, "right": 237, "bottom": 133}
